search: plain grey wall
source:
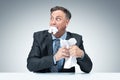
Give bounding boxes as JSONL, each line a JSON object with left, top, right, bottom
{"left": 0, "top": 0, "right": 120, "bottom": 72}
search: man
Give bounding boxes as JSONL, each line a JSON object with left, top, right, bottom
{"left": 27, "top": 6, "right": 92, "bottom": 73}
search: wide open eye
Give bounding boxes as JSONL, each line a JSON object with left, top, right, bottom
{"left": 56, "top": 17, "right": 61, "bottom": 21}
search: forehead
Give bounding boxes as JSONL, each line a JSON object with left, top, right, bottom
{"left": 51, "top": 10, "right": 66, "bottom": 17}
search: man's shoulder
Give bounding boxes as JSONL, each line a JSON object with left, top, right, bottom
{"left": 67, "top": 32, "right": 83, "bottom": 44}
{"left": 34, "top": 30, "right": 48, "bottom": 35}
{"left": 33, "top": 30, "right": 50, "bottom": 38}
{"left": 67, "top": 31, "right": 82, "bottom": 38}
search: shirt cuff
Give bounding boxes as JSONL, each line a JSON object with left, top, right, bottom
{"left": 53, "top": 55, "right": 57, "bottom": 64}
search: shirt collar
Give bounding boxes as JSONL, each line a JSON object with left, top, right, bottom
{"left": 52, "top": 32, "right": 67, "bottom": 40}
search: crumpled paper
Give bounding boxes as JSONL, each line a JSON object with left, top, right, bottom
{"left": 60, "top": 38, "right": 78, "bottom": 69}
{"left": 48, "top": 26, "right": 58, "bottom": 35}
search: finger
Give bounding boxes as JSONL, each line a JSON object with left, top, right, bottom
{"left": 69, "top": 49, "right": 74, "bottom": 55}
{"left": 69, "top": 46, "right": 72, "bottom": 49}
{"left": 62, "top": 48, "right": 69, "bottom": 53}
{"left": 64, "top": 54, "right": 70, "bottom": 58}
{"left": 62, "top": 53, "right": 70, "bottom": 58}
{"left": 62, "top": 51, "right": 70, "bottom": 56}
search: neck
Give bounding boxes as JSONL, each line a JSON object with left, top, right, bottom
{"left": 54, "top": 30, "right": 66, "bottom": 38}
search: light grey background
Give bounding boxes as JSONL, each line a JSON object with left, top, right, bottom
{"left": 0, "top": 0, "right": 120, "bottom": 72}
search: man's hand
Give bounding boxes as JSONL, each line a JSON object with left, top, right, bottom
{"left": 54, "top": 45, "right": 84, "bottom": 61}
{"left": 54, "top": 47, "right": 70, "bottom": 61}
{"left": 69, "top": 45, "right": 84, "bottom": 58}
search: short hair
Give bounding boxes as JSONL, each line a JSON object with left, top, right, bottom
{"left": 50, "top": 6, "right": 72, "bottom": 20}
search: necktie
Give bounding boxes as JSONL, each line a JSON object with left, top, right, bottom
{"left": 51, "top": 39, "right": 63, "bottom": 72}
{"left": 53, "top": 39, "right": 60, "bottom": 54}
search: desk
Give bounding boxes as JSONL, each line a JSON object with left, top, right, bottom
{"left": 0, "top": 73, "right": 120, "bottom": 80}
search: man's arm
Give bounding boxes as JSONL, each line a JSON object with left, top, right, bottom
{"left": 71, "top": 34, "right": 93, "bottom": 73}
{"left": 77, "top": 53, "right": 93, "bottom": 73}
{"left": 27, "top": 32, "right": 54, "bottom": 72}
{"left": 69, "top": 44, "right": 92, "bottom": 73}
{"left": 77, "top": 37, "right": 92, "bottom": 73}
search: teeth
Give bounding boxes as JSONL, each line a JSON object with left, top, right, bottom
{"left": 48, "top": 26, "right": 58, "bottom": 34}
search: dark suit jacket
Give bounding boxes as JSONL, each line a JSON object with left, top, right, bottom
{"left": 27, "top": 30, "right": 92, "bottom": 73}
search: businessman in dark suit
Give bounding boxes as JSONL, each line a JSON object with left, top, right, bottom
{"left": 27, "top": 6, "right": 92, "bottom": 73}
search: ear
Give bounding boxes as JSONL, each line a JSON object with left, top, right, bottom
{"left": 66, "top": 19, "right": 70, "bottom": 27}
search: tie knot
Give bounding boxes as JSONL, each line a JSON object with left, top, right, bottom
{"left": 54, "top": 38, "right": 60, "bottom": 41}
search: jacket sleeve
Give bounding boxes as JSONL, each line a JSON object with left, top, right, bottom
{"left": 27, "top": 32, "right": 54, "bottom": 72}
{"left": 76, "top": 35, "right": 93, "bottom": 73}
{"left": 77, "top": 53, "right": 93, "bottom": 73}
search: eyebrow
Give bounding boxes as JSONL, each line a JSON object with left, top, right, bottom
{"left": 51, "top": 15, "right": 62, "bottom": 18}
{"left": 56, "top": 16, "right": 63, "bottom": 18}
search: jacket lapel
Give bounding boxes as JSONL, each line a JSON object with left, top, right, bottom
{"left": 66, "top": 32, "right": 72, "bottom": 40}
{"left": 45, "top": 33, "right": 53, "bottom": 55}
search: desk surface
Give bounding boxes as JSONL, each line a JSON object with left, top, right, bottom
{"left": 0, "top": 72, "right": 120, "bottom": 80}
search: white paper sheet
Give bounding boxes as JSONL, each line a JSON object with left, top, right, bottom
{"left": 48, "top": 26, "right": 58, "bottom": 35}
{"left": 60, "top": 38, "right": 80, "bottom": 72}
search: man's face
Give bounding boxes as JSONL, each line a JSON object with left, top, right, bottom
{"left": 49, "top": 10, "right": 69, "bottom": 33}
